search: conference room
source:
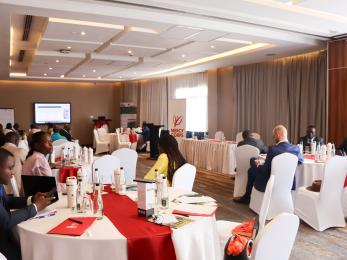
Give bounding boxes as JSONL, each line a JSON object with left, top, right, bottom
{"left": 0, "top": 0, "right": 346, "bottom": 260}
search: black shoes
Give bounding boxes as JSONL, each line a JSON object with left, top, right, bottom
{"left": 233, "top": 196, "right": 250, "bottom": 204}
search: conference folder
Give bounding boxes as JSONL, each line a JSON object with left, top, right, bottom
{"left": 48, "top": 217, "right": 96, "bottom": 236}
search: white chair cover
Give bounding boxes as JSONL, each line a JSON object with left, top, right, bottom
{"left": 250, "top": 153, "right": 298, "bottom": 220}
{"left": 111, "top": 148, "right": 138, "bottom": 184}
{"left": 214, "top": 131, "right": 225, "bottom": 141}
{"left": 295, "top": 156, "right": 347, "bottom": 231}
{"left": 217, "top": 175, "right": 275, "bottom": 255}
{"left": 92, "top": 155, "right": 120, "bottom": 184}
{"left": 115, "top": 129, "right": 131, "bottom": 149}
{"left": 10, "top": 176, "right": 20, "bottom": 197}
{"left": 97, "top": 127, "right": 108, "bottom": 141}
{"left": 250, "top": 213, "right": 299, "bottom": 260}
{"left": 343, "top": 187, "right": 347, "bottom": 217}
{"left": 93, "top": 129, "right": 109, "bottom": 155}
{"left": 234, "top": 145, "right": 260, "bottom": 197}
{"left": 0, "top": 252, "right": 7, "bottom": 260}
{"left": 252, "top": 132, "right": 261, "bottom": 140}
{"left": 52, "top": 139, "right": 68, "bottom": 146}
{"left": 172, "top": 163, "right": 196, "bottom": 191}
{"left": 235, "top": 132, "right": 243, "bottom": 143}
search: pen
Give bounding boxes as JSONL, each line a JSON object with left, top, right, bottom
{"left": 68, "top": 218, "right": 83, "bottom": 224}
{"left": 173, "top": 213, "right": 190, "bottom": 217}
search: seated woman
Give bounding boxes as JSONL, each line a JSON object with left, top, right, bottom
{"left": 51, "top": 126, "right": 68, "bottom": 142}
{"left": 22, "top": 131, "right": 53, "bottom": 176}
{"left": 144, "top": 134, "right": 186, "bottom": 186}
{"left": 18, "top": 130, "right": 29, "bottom": 151}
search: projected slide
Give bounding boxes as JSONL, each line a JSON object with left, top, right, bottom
{"left": 34, "top": 103, "right": 71, "bottom": 124}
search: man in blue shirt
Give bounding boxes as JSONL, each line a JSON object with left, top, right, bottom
{"left": 235, "top": 125, "right": 303, "bottom": 204}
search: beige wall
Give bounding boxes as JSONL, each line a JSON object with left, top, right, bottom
{"left": 0, "top": 80, "right": 121, "bottom": 145}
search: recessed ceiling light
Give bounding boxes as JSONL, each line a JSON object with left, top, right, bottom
{"left": 43, "top": 73, "right": 47, "bottom": 76}
{"left": 81, "top": 31, "right": 86, "bottom": 36}
{"left": 60, "top": 75, "right": 64, "bottom": 78}
{"left": 97, "top": 76, "right": 101, "bottom": 79}
{"left": 49, "top": 67, "right": 53, "bottom": 70}
{"left": 82, "top": 74, "right": 86, "bottom": 77}
{"left": 286, "top": 1, "right": 293, "bottom": 5}
{"left": 92, "top": 69, "right": 96, "bottom": 73}
{"left": 133, "top": 72, "right": 136, "bottom": 75}
{"left": 10, "top": 72, "right": 27, "bottom": 77}
{"left": 55, "top": 60, "right": 59, "bottom": 63}
{"left": 181, "top": 54, "right": 186, "bottom": 58}
{"left": 210, "top": 45, "right": 215, "bottom": 49}
{"left": 67, "top": 46, "right": 71, "bottom": 49}
{"left": 119, "top": 76, "right": 123, "bottom": 79}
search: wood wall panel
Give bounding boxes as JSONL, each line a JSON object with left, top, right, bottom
{"left": 328, "top": 40, "right": 347, "bottom": 146}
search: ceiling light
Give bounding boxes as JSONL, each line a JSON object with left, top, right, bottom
{"left": 128, "top": 50, "right": 133, "bottom": 54}
{"left": 92, "top": 69, "right": 96, "bottom": 73}
{"left": 49, "top": 17, "right": 158, "bottom": 34}
{"left": 67, "top": 46, "right": 71, "bottom": 49}
{"left": 119, "top": 76, "right": 123, "bottom": 79}
{"left": 55, "top": 60, "right": 60, "bottom": 63}
{"left": 49, "top": 67, "right": 53, "bottom": 70}
{"left": 210, "top": 45, "right": 215, "bottom": 49}
{"left": 43, "top": 73, "right": 47, "bottom": 76}
{"left": 184, "top": 32, "right": 201, "bottom": 40}
{"left": 97, "top": 76, "right": 101, "bottom": 79}
{"left": 133, "top": 72, "right": 137, "bottom": 75}
{"left": 216, "top": 37, "right": 253, "bottom": 45}
{"left": 60, "top": 75, "right": 64, "bottom": 78}
{"left": 286, "top": 1, "right": 293, "bottom": 5}
{"left": 10, "top": 72, "right": 27, "bottom": 77}
{"left": 181, "top": 54, "right": 186, "bottom": 58}
{"left": 82, "top": 74, "right": 86, "bottom": 78}
{"left": 81, "top": 31, "right": 86, "bottom": 36}
{"left": 145, "top": 43, "right": 271, "bottom": 76}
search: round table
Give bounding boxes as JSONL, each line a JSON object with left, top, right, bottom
{"left": 295, "top": 159, "right": 325, "bottom": 188}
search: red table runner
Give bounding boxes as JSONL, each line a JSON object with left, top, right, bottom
{"left": 102, "top": 190, "right": 176, "bottom": 260}
{"left": 59, "top": 166, "right": 80, "bottom": 183}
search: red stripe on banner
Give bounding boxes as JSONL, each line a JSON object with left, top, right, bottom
{"left": 102, "top": 190, "right": 176, "bottom": 260}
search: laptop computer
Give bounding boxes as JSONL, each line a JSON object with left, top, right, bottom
{"left": 21, "top": 175, "right": 59, "bottom": 204}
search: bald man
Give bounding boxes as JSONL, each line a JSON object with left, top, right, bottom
{"left": 235, "top": 125, "right": 303, "bottom": 204}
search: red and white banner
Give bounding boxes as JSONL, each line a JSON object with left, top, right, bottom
{"left": 168, "top": 99, "right": 186, "bottom": 140}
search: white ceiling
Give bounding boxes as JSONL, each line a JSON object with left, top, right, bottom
{"left": 0, "top": 0, "right": 344, "bottom": 81}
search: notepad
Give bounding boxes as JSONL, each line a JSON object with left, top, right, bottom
{"left": 176, "top": 196, "right": 216, "bottom": 204}
{"left": 172, "top": 204, "right": 217, "bottom": 217}
{"left": 47, "top": 217, "right": 96, "bottom": 236}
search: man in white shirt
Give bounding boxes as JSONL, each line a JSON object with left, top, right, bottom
{"left": 1, "top": 132, "right": 28, "bottom": 194}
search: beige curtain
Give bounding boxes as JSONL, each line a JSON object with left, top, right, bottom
{"left": 139, "top": 78, "right": 168, "bottom": 126}
{"left": 233, "top": 51, "right": 327, "bottom": 144}
{"left": 121, "top": 81, "right": 140, "bottom": 105}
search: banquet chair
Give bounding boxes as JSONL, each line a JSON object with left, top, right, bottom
{"left": 172, "top": 163, "right": 196, "bottom": 191}
{"left": 52, "top": 139, "right": 68, "bottom": 146}
{"left": 217, "top": 175, "right": 275, "bottom": 255}
{"left": 343, "top": 188, "right": 347, "bottom": 217}
{"left": 235, "top": 131, "right": 243, "bottom": 143}
{"left": 250, "top": 213, "right": 299, "bottom": 260}
{"left": 234, "top": 145, "right": 260, "bottom": 197}
{"left": 0, "top": 252, "right": 6, "bottom": 260}
{"left": 93, "top": 129, "right": 110, "bottom": 155}
{"left": 252, "top": 132, "right": 261, "bottom": 140}
{"left": 249, "top": 153, "right": 298, "bottom": 220}
{"left": 92, "top": 155, "right": 120, "bottom": 184}
{"left": 214, "top": 131, "right": 225, "bottom": 141}
{"left": 97, "top": 127, "right": 108, "bottom": 141}
{"left": 111, "top": 148, "right": 138, "bottom": 184}
{"left": 115, "top": 128, "right": 131, "bottom": 149}
{"left": 295, "top": 156, "right": 347, "bottom": 231}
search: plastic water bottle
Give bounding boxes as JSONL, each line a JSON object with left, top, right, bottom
{"left": 76, "top": 176, "right": 86, "bottom": 213}
{"left": 93, "top": 183, "right": 103, "bottom": 219}
{"left": 160, "top": 176, "right": 169, "bottom": 210}
{"left": 119, "top": 167, "right": 126, "bottom": 195}
{"left": 332, "top": 144, "right": 336, "bottom": 157}
{"left": 114, "top": 168, "right": 121, "bottom": 194}
{"left": 93, "top": 168, "right": 100, "bottom": 184}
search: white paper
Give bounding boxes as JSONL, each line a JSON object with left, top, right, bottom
{"left": 176, "top": 196, "right": 216, "bottom": 204}
{"left": 173, "top": 203, "right": 217, "bottom": 216}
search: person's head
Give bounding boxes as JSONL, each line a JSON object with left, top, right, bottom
{"left": 306, "top": 125, "right": 316, "bottom": 139}
{"left": 47, "top": 123, "right": 54, "bottom": 129}
{"left": 242, "top": 130, "right": 251, "bottom": 140}
{"left": 272, "top": 125, "right": 288, "bottom": 143}
{"left": 0, "top": 148, "right": 15, "bottom": 185}
{"left": 13, "top": 123, "right": 19, "bottom": 130}
{"left": 63, "top": 124, "right": 71, "bottom": 132}
{"left": 30, "top": 123, "right": 37, "bottom": 129}
{"left": 158, "top": 134, "right": 186, "bottom": 183}
{"left": 142, "top": 121, "right": 147, "bottom": 128}
{"left": 6, "top": 123, "right": 12, "bottom": 129}
{"left": 18, "top": 130, "right": 27, "bottom": 140}
{"left": 53, "top": 125, "right": 60, "bottom": 133}
{"left": 27, "top": 131, "right": 53, "bottom": 158}
{"left": 4, "top": 132, "right": 20, "bottom": 146}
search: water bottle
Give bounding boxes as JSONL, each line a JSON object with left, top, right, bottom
{"left": 76, "top": 177, "right": 86, "bottom": 213}
{"left": 50, "top": 150, "right": 56, "bottom": 163}
{"left": 93, "top": 183, "right": 103, "bottom": 219}
{"left": 155, "top": 170, "right": 162, "bottom": 206}
{"left": 83, "top": 147, "right": 88, "bottom": 163}
{"left": 93, "top": 168, "right": 100, "bottom": 185}
{"left": 160, "top": 176, "right": 169, "bottom": 210}
{"left": 332, "top": 144, "right": 336, "bottom": 157}
{"left": 119, "top": 167, "right": 126, "bottom": 195}
{"left": 315, "top": 143, "right": 321, "bottom": 161}
{"left": 66, "top": 176, "right": 77, "bottom": 209}
{"left": 114, "top": 168, "right": 121, "bottom": 193}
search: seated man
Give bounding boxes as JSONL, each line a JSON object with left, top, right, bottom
{"left": 0, "top": 148, "right": 51, "bottom": 260}
{"left": 1, "top": 132, "right": 28, "bottom": 194}
{"left": 59, "top": 124, "right": 72, "bottom": 141}
{"left": 235, "top": 125, "right": 303, "bottom": 204}
{"left": 237, "top": 129, "right": 268, "bottom": 153}
{"left": 51, "top": 126, "right": 68, "bottom": 142}
{"left": 298, "top": 125, "right": 324, "bottom": 150}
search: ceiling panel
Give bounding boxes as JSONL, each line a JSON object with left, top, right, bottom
{"left": 159, "top": 26, "right": 202, "bottom": 40}
{"left": 28, "top": 64, "right": 68, "bottom": 77}
{"left": 176, "top": 41, "right": 245, "bottom": 55}
{"left": 100, "top": 44, "right": 161, "bottom": 57}
{"left": 39, "top": 39, "right": 99, "bottom": 53}
{"left": 31, "top": 55, "right": 84, "bottom": 66}
{"left": 44, "top": 22, "right": 122, "bottom": 42}
{"left": 186, "top": 30, "right": 227, "bottom": 42}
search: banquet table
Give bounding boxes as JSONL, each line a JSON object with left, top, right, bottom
{"left": 295, "top": 157, "right": 325, "bottom": 188}
{"left": 179, "top": 139, "right": 237, "bottom": 175}
{"left": 15, "top": 188, "right": 221, "bottom": 260}
{"left": 107, "top": 133, "right": 130, "bottom": 152}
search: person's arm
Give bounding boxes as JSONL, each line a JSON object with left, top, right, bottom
{"left": 144, "top": 154, "right": 168, "bottom": 180}
{"left": 259, "top": 147, "right": 274, "bottom": 177}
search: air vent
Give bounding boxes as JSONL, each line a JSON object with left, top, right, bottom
{"left": 18, "top": 50, "right": 26, "bottom": 62}
{"left": 59, "top": 49, "right": 71, "bottom": 54}
{"left": 22, "top": 15, "right": 33, "bottom": 41}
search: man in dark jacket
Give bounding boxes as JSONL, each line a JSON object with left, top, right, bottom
{"left": 237, "top": 130, "right": 268, "bottom": 153}
{"left": 0, "top": 148, "right": 51, "bottom": 260}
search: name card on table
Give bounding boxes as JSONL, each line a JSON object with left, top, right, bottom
{"left": 134, "top": 178, "right": 155, "bottom": 217}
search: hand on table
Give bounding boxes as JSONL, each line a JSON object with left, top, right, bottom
{"left": 32, "top": 192, "right": 54, "bottom": 211}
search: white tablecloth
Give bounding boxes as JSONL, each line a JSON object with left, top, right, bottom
{"left": 295, "top": 159, "right": 325, "bottom": 188}
{"left": 180, "top": 139, "right": 237, "bottom": 175}
{"left": 16, "top": 188, "right": 221, "bottom": 260}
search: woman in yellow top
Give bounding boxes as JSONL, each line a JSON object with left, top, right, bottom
{"left": 144, "top": 134, "right": 186, "bottom": 186}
